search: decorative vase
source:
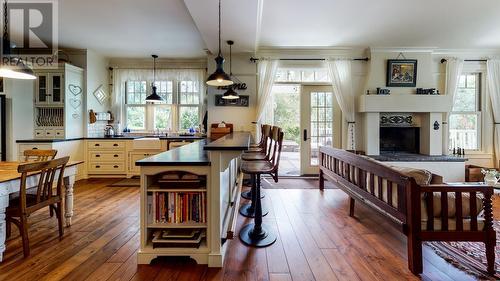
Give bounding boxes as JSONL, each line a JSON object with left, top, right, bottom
{"left": 482, "top": 169, "right": 499, "bottom": 186}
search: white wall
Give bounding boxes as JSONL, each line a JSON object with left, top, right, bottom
{"left": 358, "top": 48, "right": 496, "bottom": 165}
{"left": 4, "top": 79, "right": 35, "bottom": 160}
{"left": 86, "top": 50, "right": 111, "bottom": 136}
{"left": 207, "top": 53, "right": 257, "bottom": 134}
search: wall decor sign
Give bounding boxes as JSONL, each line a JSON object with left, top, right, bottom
{"left": 217, "top": 83, "right": 247, "bottom": 90}
{"left": 93, "top": 84, "right": 108, "bottom": 105}
{"left": 380, "top": 113, "right": 414, "bottom": 127}
{"left": 68, "top": 84, "right": 82, "bottom": 96}
{"left": 215, "top": 95, "right": 249, "bottom": 107}
{"left": 386, "top": 59, "right": 417, "bottom": 87}
{"left": 70, "top": 98, "right": 82, "bottom": 109}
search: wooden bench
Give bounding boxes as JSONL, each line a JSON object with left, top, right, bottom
{"left": 318, "top": 146, "right": 496, "bottom": 275}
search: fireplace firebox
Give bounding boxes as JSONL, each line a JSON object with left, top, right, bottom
{"left": 380, "top": 127, "right": 420, "bottom": 153}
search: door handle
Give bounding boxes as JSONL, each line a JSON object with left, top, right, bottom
{"left": 303, "top": 129, "right": 308, "bottom": 141}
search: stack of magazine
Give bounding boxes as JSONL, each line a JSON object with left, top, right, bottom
{"left": 152, "top": 229, "right": 205, "bottom": 248}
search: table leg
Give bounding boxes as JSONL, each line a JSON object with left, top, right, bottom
{"left": 64, "top": 175, "right": 75, "bottom": 227}
{"left": 0, "top": 193, "right": 8, "bottom": 262}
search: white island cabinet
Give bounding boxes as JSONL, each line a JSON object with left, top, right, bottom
{"left": 136, "top": 133, "right": 250, "bottom": 267}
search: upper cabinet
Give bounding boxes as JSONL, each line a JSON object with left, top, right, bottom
{"left": 35, "top": 72, "right": 65, "bottom": 106}
{"left": 33, "top": 63, "right": 84, "bottom": 139}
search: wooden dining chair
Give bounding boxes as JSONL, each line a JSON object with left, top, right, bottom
{"left": 23, "top": 149, "right": 59, "bottom": 217}
{"left": 23, "top": 149, "right": 58, "bottom": 162}
{"left": 5, "top": 156, "right": 69, "bottom": 258}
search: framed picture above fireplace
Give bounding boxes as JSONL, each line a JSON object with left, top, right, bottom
{"left": 386, "top": 59, "right": 417, "bottom": 87}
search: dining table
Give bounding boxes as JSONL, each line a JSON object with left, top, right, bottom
{"left": 0, "top": 160, "right": 83, "bottom": 262}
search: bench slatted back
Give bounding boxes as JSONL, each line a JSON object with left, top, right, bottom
{"left": 319, "top": 146, "right": 415, "bottom": 227}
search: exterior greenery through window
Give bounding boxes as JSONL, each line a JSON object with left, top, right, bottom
{"left": 270, "top": 68, "right": 331, "bottom": 145}
{"left": 449, "top": 73, "right": 481, "bottom": 150}
{"left": 125, "top": 80, "right": 201, "bottom": 132}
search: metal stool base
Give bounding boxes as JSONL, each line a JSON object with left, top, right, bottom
{"left": 239, "top": 203, "right": 269, "bottom": 218}
{"left": 239, "top": 223, "right": 277, "bottom": 247}
{"left": 241, "top": 190, "right": 265, "bottom": 200}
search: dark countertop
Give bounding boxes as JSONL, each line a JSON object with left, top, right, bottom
{"left": 137, "top": 132, "right": 251, "bottom": 166}
{"left": 16, "top": 135, "right": 206, "bottom": 143}
{"left": 203, "top": 132, "right": 251, "bottom": 151}
{"left": 136, "top": 139, "right": 210, "bottom": 166}
{"left": 369, "top": 152, "right": 467, "bottom": 162}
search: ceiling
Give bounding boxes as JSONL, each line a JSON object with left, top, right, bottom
{"left": 58, "top": 0, "right": 206, "bottom": 58}
{"left": 53, "top": 0, "right": 500, "bottom": 58}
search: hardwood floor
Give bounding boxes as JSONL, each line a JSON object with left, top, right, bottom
{"left": 0, "top": 178, "right": 492, "bottom": 281}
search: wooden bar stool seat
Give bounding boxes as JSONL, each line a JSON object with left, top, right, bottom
{"left": 241, "top": 152, "right": 267, "bottom": 161}
{"left": 239, "top": 129, "right": 283, "bottom": 248}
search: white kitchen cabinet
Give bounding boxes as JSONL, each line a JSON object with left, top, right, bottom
{"left": 34, "top": 63, "right": 84, "bottom": 139}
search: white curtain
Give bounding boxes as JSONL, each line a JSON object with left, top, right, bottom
{"left": 112, "top": 68, "right": 205, "bottom": 125}
{"left": 487, "top": 59, "right": 500, "bottom": 168}
{"left": 256, "top": 59, "right": 279, "bottom": 125}
{"left": 326, "top": 59, "right": 356, "bottom": 150}
{"left": 442, "top": 58, "right": 464, "bottom": 155}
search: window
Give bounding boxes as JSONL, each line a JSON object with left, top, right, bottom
{"left": 275, "top": 68, "right": 329, "bottom": 83}
{"left": 449, "top": 73, "right": 481, "bottom": 150}
{"left": 125, "top": 79, "right": 202, "bottom": 132}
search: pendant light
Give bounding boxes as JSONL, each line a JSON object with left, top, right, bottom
{"left": 206, "top": 0, "right": 233, "bottom": 87}
{"left": 222, "top": 40, "right": 239, "bottom": 100}
{"left": 145, "top": 55, "right": 163, "bottom": 103}
{"left": 0, "top": 0, "right": 36, "bottom": 80}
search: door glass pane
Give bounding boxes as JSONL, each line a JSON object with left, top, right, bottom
{"left": 310, "top": 92, "right": 333, "bottom": 166}
{"left": 271, "top": 85, "right": 300, "bottom": 176}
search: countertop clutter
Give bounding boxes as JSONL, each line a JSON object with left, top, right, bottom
{"left": 16, "top": 134, "right": 206, "bottom": 143}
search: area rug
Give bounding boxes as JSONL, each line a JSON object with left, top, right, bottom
{"left": 261, "top": 178, "right": 337, "bottom": 189}
{"left": 108, "top": 178, "right": 140, "bottom": 187}
{"left": 427, "top": 195, "right": 500, "bottom": 280}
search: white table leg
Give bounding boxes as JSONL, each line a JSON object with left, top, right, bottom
{"left": 0, "top": 193, "right": 9, "bottom": 262}
{"left": 64, "top": 175, "right": 75, "bottom": 227}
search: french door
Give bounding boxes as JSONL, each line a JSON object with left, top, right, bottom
{"left": 300, "top": 85, "right": 339, "bottom": 175}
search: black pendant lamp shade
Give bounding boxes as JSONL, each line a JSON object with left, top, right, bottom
{"left": 222, "top": 40, "right": 239, "bottom": 99}
{"left": 0, "top": 0, "right": 36, "bottom": 80}
{"left": 206, "top": 0, "right": 233, "bottom": 87}
{"left": 146, "top": 55, "right": 163, "bottom": 103}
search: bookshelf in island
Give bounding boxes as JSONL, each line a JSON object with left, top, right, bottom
{"left": 136, "top": 133, "right": 251, "bottom": 267}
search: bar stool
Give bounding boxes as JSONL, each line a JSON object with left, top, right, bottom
{"left": 246, "top": 124, "right": 271, "bottom": 152}
{"left": 239, "top": 130, "right": 283, "bottom": 247}
{"left": 240, "top": 125, "right": 274, "bottom": 201}
{"left": 239, "top": 126, "right": 278, "bottom": 217}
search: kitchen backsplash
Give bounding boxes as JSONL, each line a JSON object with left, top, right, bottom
{"left": 87, "top": 122, "right": 108, "bottom": 137}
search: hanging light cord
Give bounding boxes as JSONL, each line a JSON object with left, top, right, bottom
{"left": 153, "top": 56, "right": 156, "bottom": 84}
{"left": 218, "top": 0, "right": 221, "bottom": 56}
{"left": 229, "top": 42, "right": 232, "bottom": 76}
{"left": 3, "top": 0, "right": 8, "bottom": 44}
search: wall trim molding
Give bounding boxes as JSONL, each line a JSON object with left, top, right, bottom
{"left": 109, "top": 58, "right": 207, "bottom": 69}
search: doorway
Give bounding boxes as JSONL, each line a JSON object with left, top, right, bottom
{"left": 272, "top": 85, "right": 338, "bottom": 176}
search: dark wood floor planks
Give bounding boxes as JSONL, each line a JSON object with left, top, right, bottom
{"left": 0, "top": 178, "right": 489, "bottom": 281}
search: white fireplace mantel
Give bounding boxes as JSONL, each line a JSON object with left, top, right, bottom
{"left": 358, "top": 94, "right": 451, "bottom": 113}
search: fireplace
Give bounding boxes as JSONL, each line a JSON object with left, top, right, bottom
{"left": 380, "top": 127, "right": 420, "bottom": 153}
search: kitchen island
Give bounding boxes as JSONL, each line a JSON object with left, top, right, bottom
{"left": 135, "top": 132, "right": 251, "bottom": 267}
